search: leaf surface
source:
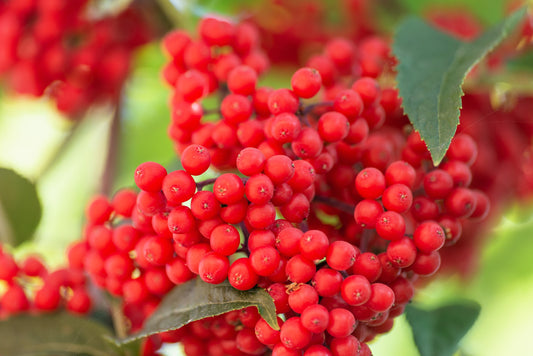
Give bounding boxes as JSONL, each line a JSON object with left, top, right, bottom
{"left": 406, "top": 301, "right": 481, "bottom": 356}
{"left": 118, "top": 278, "right": 278, "bottom": 344}
{"left": 393, "top": 8, "right": 526, "bottom": 165}
{"left": 0, "top": 168, "right": 41, "bottom": 246}
{"left": 0, "top": 312, "right": 120, "bottom": 356}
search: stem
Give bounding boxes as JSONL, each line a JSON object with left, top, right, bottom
{"left": 34, "top": 120, "right": 82, "bottom": 182}
{"left": 302, "top": 101, "right": 334, "bottom": 116}
{"left": 100, "top": 102, "right": 122, "bottom": 195}
{"left": 313, "top": 195, "right": 355, "bottom": 215}
{"left": 239, "top": 221, "right": 250, "bottom": 253}
{"left": 110, "top": 298, "right": 129, "bottom": 341}
{"left": 196, "top": 177, "right": 217, "bottom": 190}
{"left": 360, "top": 229, "right": 373, "bottom": 253}
{"left": 202, "top": 107, "right": 221, "bottom": 116}
{"left": 299, "top": 220, "right": 309, "bottom": 232}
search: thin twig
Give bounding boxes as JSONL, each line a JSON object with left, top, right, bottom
{"left": 313, "top": 195, "right": 355, "bottom": 215}
{"left": 34, "top": 120, "right": 82, "bottom": 182}
{"left": 100, "top": 103, "right": 122, "bottom": 196}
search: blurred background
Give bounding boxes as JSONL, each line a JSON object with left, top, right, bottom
{"left": 0, "top": 0, "right": 532, "bottom": 355}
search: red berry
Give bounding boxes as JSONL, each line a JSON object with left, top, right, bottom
{"left": 291, "top": 67, "right": 322, "bottom": 99}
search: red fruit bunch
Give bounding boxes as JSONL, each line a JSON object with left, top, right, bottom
{"left": 0, "top": 0, "right": 151, "bottom": 118}
{"left": 60, "top": 15, "right": 510, "bottom": 355}
{"left": 0, "top": 245, "right": 91, "bottom": 317}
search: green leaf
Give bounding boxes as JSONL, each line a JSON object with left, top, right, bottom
{"left": 393, "top": 7, "right": 526, "bottom": 165}
{"left": 0, "top": 312, "right": 120, "bottom": 356}
{"left": 0, "top": 168, "right": 41, "bottom": 246}
{"left": 405, "top": 301, "right": 481, "bottom": 356}
{"left": 117, "top": 278, "right": 278, "bottom": 344}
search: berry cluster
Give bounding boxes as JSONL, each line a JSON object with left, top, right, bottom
{"left": 0, "top": 246, "right": 91, "bottom": 317}
{"left": 0, "top": 0, "right": 150, "bottom": 117}
{"left": 246, "top": 0, "right": 378, "bottom": 66}
{"left": 59, "top": 17, "right": 499, "bottom": 355}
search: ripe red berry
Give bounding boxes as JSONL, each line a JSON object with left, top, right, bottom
{"left": 327, "top": 308, "right": 357, "bottom": 338}
{"left": 210, "top": 224, "right": 241, "bottom": 256}
{"left": 280, "top": 317, "right": 312, "bottom": 350}
{"left": 162, "top": 170, "right": 196, "bottom": 205}
{"left": 214, "top": 173, "right": 245, "bottom": 205}
{"left": 228, "top": 65, "right": 257, "bottom": 95}
{"left": 327, "top": 241, "right": 358, "bottom": 271}
{"left": 135, "top": 162, "right": 167, "bottom": 192}
{"left": 375, "top": 211, "right": 406, "bottom": 241}
{"left": 382, "top": 183, "right": 413, "bottom": 213}
{"left": 291, "top": 67, "right": 322, "bottom": 98}
{"left": 301, "top": 304, "right": 329, "bottom": 333}
{"left": 198, "top": 252, "right": 229, "bottom": 284}
{"left": 228, "top": 258, "right": 259, "bottom": 291}
{"left": 341, "top": 275, "right": 372, "bottom": 306}
{"left": 317, "top": 111, "right": 349, "bottom": 142}
{"left": 413, "top": 221, "right": 446, "bottom": 253}
{"left": 181, "top": 144, "right": 211, "bottom": 176}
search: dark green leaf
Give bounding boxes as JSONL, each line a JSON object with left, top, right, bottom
{"left": 117, "top": 278, "right": 278, "bottom": 344}
{"left": 0, "top": 168, "right": 41, "bottom": 246}
{"left": 393, "top": 8, "right": 526, "bottom": 165}
{"left": 406, "top": 301, "right": 481, "bottom": 356}
{"left": 0, "top": 312, "right": 120, "bottom": 356}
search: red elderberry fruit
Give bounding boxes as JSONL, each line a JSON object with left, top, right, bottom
{"left": 327, "top": 241, "right": 358, "bottom": 271}
{"left": 134, "top": 162, "right": 167, "bottom": 192}
{"left": 382, "top": 183, "right": 413, "bottom": 213}
{"left": 288, "top": 283, "right": 319, "bottom": 314}
{"left": 312, "top": 268, "right": 343, "bottom": 297}
{"left": 365, "top": 283, "right": 395, "bottom": 312}
{"left": 228, "top": 65, "right": 257, "bottom": 95}
{"left": 327, "top": 308, "right": 357, "bottom": 338}
{"left": 301, "top": 304, "right": 329, "bottom": 333}
{"left": 181, "top": 144, "right": 211, "bottom": 176}
{"left": 229, "top": 258, "right": 259, "bottom": 291}
{"left": 286, "top": 255, "right": 316, "bottom": 283}
{"left": 236, "top": 147, "right": 266, "bottom": 176}
{"left": 354, "top": 199, "right": 384, "bottom": 228}
{"left": 386, "top": 237, "right": 417, "bottom": 268}
{"left": 280, "top": 317, "right": 312, "bottom": 350}
{"left": 375, "top": 211, "right": 406, "bottom": 241}
{"left": 162, "top": 170, "right": 196, "bottom": 205}
{"left": 255, "top": 317, "right": 282, "bottom": 346}
{"left": 317, "top": 111, "right": 349, "bottom": 142}
{"left": 268, "top": 89, "right": 299, "bottom": 115}
{"left": 291, "top": 67, "right": 322, "bottom": 99}
{"left": 341, "top": 275, "right": 372, "bottom": 306}
{"left": 210, "top": 224, "right": 241, "bottom": 256}
{"left": 413, "top": 221, "right": 446, "bottom": 253}
{"left": 198, "top": 252, "right": 229, "bottom": 284}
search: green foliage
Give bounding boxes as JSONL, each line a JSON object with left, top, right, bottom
{"left": 393, "top": 8, "right": 525, "bottom": 165}
{"left": 397, "top": 0, "right": 508, "bottom": 25}
{"left": 0, "top": 168, "right": 41, "bottom": 247}
{"left": 0, "top": 312, "right": 120, "bottom": 356}
{"left": 116, "top": 278, "right": 278, "bottom": 345}
{"left": 405, "top": 301, "right": 481, "bottom": 356}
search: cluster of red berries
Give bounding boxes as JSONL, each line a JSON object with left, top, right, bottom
{"left": 0, "top": 245, "right": 91, "bottom": 318}
{"left": 436, "top": 92, "right": 533, "bottom": 276}
{"left": 58, "top": 16, "right": 499, "bottom": 355}
{"left": 246, "top": 0, "right": 378, "bottom": 66}
{"left": 0, "top": 0, "right": 150, "bottom": 117}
